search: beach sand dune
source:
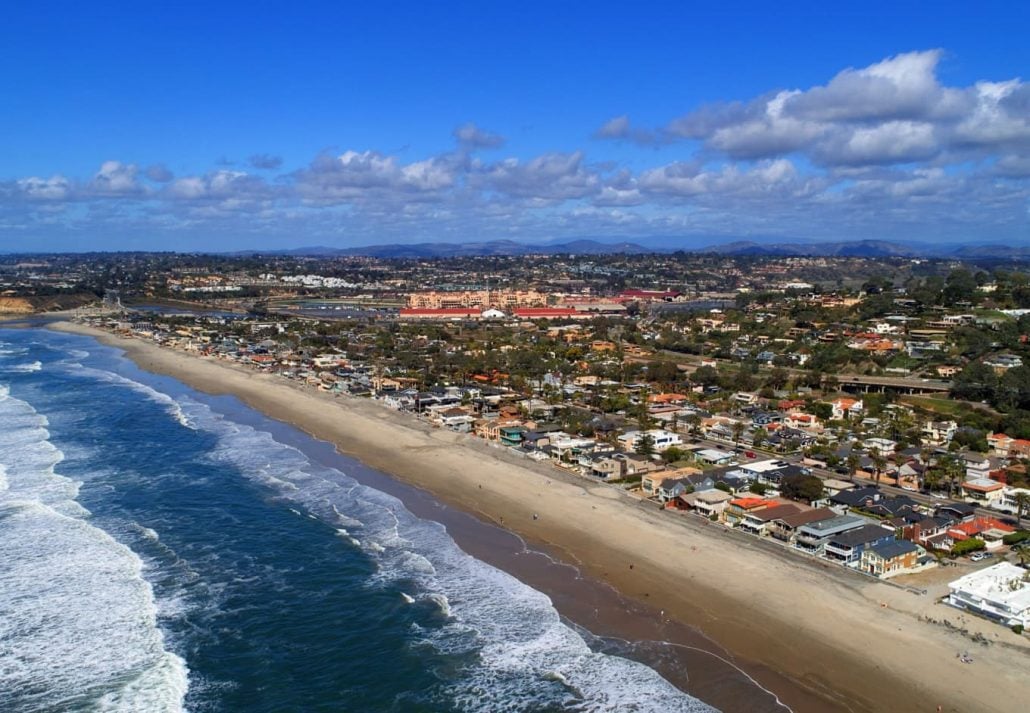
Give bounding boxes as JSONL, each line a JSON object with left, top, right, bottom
{"left": 52, "top": 322, "right": 1030, "bottom": 713}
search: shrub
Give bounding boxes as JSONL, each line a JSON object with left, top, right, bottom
{"left": 1003, "top": 531, "right": 1030, "bottom": 546}
{"left": 951, "top": 538, "right": 986, "bottom": 556}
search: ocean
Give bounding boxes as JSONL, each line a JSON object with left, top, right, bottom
{"left": 0, "top": 328, "right": 716, "bottom": 713}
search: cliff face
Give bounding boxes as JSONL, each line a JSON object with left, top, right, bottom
{"left": 0, "top": 294, "right": 98, "bottom": 314}
{"left": 0, "top": 297, "right": 35, "bottom": 314}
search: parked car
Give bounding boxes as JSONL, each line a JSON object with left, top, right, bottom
{"left": 970, "top": 552, "right": 992, "bottom": 562}
{"left": 744, "top": 450, "right": 756, "bottom": 459}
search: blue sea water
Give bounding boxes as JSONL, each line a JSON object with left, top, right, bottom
{"left": 0, "top": 329, "right": 713, "bottom": 713}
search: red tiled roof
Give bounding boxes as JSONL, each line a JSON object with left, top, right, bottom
{"left": 513, "top": 308, "right": 579, "bottom": 318}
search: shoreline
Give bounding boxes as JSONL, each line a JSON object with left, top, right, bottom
{"left": 46, "top": 322, "right": 1030, "bottom": 713}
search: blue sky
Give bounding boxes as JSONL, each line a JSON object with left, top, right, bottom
{"left": 2, "top": 1, "right": 1028, "bottom": 251}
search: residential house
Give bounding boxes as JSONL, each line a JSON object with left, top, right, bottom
{"left": 998, "top": 486, "right": 1030, "bottom": 516}
{"left": 947, "top": 563, "right": 1030, "bottom": 628}
{"left": 723, "top": 497, "right": 771, "bottom": 527}
{"left": 617, "top": 429, "right": 683, "bottom": 453}
{"left": 738, "top": 503, "right": 804, "bottom": 536}
{"left": 830, "top": 398, "right": 864, "bottom": 420}
{"left": 680, "top": 489, "right": 734, "bottom": 519}
{"left": 861, "top": 540, "right": 921, "bottom": 577}
{"left": 960, "top": 478, "right": 1006, "bottom": 507}
{"left": 922, "top": 420, "right": 958, "bottom": 446}
{"left": 986, "top": 433, "right": 1014, "bottom": 457}
{"left": 947, "top": 517, "right": 1016, "bottom": 551}
{"left": 863, "top": 438, "right": 897, "bottom": 456}
{"left": 795, "top": 514, "right": 868, "bottom": 555}
{"left": 900, "top": 515, "right": 954, "bottom": 549}
{"left": 824, "top": 524, "right": 896, "bottom": 566}
{"left": 433, "top": 407, "right": 476, "bottom": 433}
{"left": 499, "top": 426, "right": 527, "bottom": 448}
{"left": 783, "top": 412, "right": 820, "bottom": 430}
{"left": 694, "top": 448, "right": 737, "bottom": 466}
{"left": 768, "top": 507, "right": 837, "bottom": 543}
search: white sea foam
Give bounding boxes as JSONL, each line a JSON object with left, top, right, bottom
{"left": 60, "top": 363, "right": 195, "bottom": 429}
{"left": 0, "top": 387, "right": 188, "bottom": 712}
{"left": 3, "top": 360, "right": 42, "bottom": 372}
{"left": 184, "top": 398, "right": 712, "bottom": 712}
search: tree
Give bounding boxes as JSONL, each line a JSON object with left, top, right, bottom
{"left": 871, "top": 453, "right": 886, "bottom": 486}
{"left": 748, "top": 481, "right": 769, "bottom": 496}
{"left": 1013, "top": 491, "right": 1030, "bottom": 530}
{"left": 752, "top": 428, "right": 768, "bottom": 449}
{"left": 661, "top": 446, "right": 686, "bottom": 464}
{"left": 781, "top": 474, "right": 825, "bottom": 503}
{"left": 940, "top": 455, "right": 966, "bottom": 498}
{"left": 846, "top": 453, "right": 861, "bottom": 483}
{"left": 731, "top": 420, "right": 746, "bottom": 449}
{"left": 691, "top": 365, "right": 720, "bottom": 387}
{"left": 637, "top": 433, "right": 655, "bottom": 457}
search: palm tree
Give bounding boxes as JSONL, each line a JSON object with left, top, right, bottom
{"left": 847, "top": 453, "right": 861, "bottom": 484}
{"left": 872, "top": 453, "right": 886, "bottom": 486}
{"left": 940, "top": 455, "right": 965, "bottom": 499}
{"left": 1014, "top": 491, "right": 1030, "bottom": 530}
{"left": 732, "top": 420, "right": 746, "bottom": 450}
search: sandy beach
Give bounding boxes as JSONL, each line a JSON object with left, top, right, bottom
{"left": 50, "top": 321, "right": 1030, "bottom": 713}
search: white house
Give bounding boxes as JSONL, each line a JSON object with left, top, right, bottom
{"left": 947, "top": 563, "right": 1030, "bottom": 629}
{"left": 922, "top": 420, "right": 958, "bottom": 445}
{"left": 617, "top": 429, "right": 683, "bottom": 453}
{"left": 830, "top": 398, "right": 864, "bottom": 420}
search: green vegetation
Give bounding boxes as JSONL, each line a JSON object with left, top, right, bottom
{"left": 951, "top": 538, "right": 986, "bottom": 556}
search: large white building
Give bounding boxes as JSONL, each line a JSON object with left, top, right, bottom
{"left": 617, "top": 429, "right": 683, "bottom": 453}
{"left": 947, "top": 563, "right": 1030, "bottom": 629}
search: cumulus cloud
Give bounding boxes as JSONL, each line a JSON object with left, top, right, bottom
{"left": 89, "top": 161, "right": 143, "bottom": 196}
{"left": 145, "top": 164, "right": 174, "bottom": 182}
{"left": 453, "top": 122, "right": 505, "bottom": 149}
{"left": 249, "top": 153, "right": 283, "bottom": 170}
{"left": 295, "top": 150, "right": 457, "bottom": 203}
{"left": 16, "top": 175, "right": 72, "bottom": 200}
{"left": 662, "top": 50, "right": 1030, "bottom": 167}
{"left": 475, "top": 151, "right": 600, "bottom": 201}
{"left": 593, "top": 114, "right": 665, "bottom": 145}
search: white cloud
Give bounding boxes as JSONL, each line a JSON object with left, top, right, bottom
{"left": 476, "top": 151, "right": 600, "bottom": 200}
{"left": 663, "top": 49, "right": 1029, "bottom": 167}
{"left": 453, "top": 122, "right": 505, "bottom": 149}
{"left": 17, "top": 175, "right": 71, "bottom": 200}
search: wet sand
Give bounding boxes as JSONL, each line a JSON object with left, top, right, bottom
{"left": 51, "top": 322, "right": 1030, "bottom": 713}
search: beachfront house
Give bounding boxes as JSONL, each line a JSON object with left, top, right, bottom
{"left": 947, "top": 563, "right": 1030, "bottom": 629}
{"left": 723, "top": 497, "right": 770, "bottom": 527}
{"left": 768, "top": 508, "right": 837, "bottom": 544}
{"left": 680, "top": 489, "right": 733, "bottom": 519}
{"left": 860, "top": 540, "right": 921, "bottom": 577}
{"left": 795, "top": 515, "right": 868, "bottom": 556}
{"left": 823, "top": 524, "right": 896, "bottom": 566}
{"left": 738, "top": 503, "right": 803, "bottom": 536}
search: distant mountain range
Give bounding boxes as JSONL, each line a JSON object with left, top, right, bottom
{"left": 697, "top": 240, "right": 1030, "bottom": 259}
{"left": 229, "top": 238, "right": 1030, "bottom": 260}
{"left": 230, "top": 239, "right": 651, "bottom": 258}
